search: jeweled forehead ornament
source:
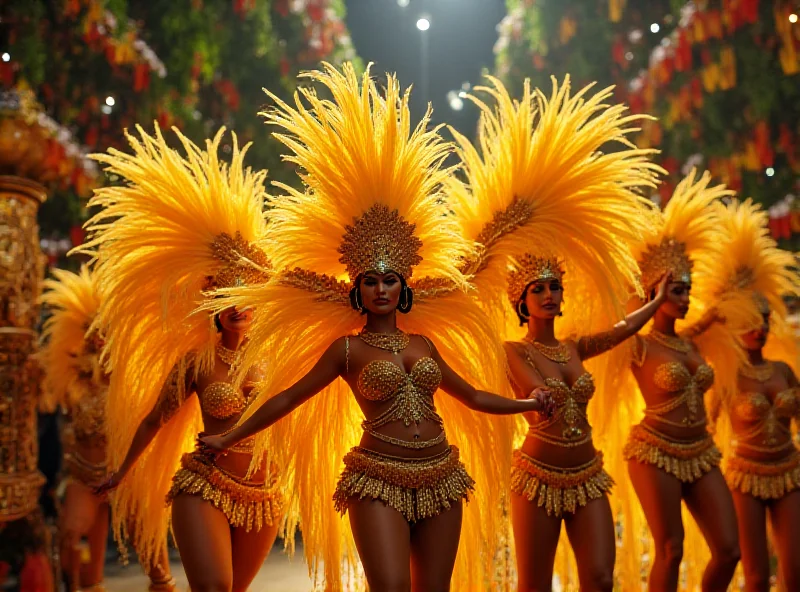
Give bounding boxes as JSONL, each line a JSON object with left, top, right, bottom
{"left": 338, "top": 203, "right": 423, "bottom": 282}
{"left": 639, "top": 237, "right": 692, "bottom": 292}
{"left": 506, "top": 253, "right": 565, "bottom": 306}
{"left": 205, "top": 231, "right": 272, "bottom": 290}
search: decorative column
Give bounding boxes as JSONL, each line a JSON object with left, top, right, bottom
{"left": 0, "top": 175, "right": 47, "bottom": 522}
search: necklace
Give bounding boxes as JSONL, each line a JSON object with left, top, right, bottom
{"left": 359, "top": 329, "right": 410, "bottom": 354}
{"left": 524, "top": 337, "right": 571, "bottom": 364}
{"left": 648, "top": 329, "right": 692, "bottom": 353}
{"left": 216, "top": 341, "right": 239, "bottom": 366}
{"left": 739, "top": 361, "right": 774, "bottom": 383}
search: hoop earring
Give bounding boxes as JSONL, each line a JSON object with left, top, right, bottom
{"left": 516, "top": 300, "right": 530, "bottom": 321}
{"left": 355, "top": 289, "right": 364, "bottom": 312}
{"left": 398, "top": 286, "right": 412, "bottom": 313}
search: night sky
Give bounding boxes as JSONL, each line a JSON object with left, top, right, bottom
{"left": 345, "top": 0, "right": 507, "bottom": 138}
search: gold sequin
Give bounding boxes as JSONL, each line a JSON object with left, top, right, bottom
{"left": 639, "top": 237, "right": 693, "bottom": 291}
{"left": 624, "top": 423, "right": 721, "bottom": 482}
{"left": 725, "top": 453, "right": 800, "bottom": 500}
{"left": 338, "top": 204, "right": 423, "bottom": 280}
{"left": 506, "top": 253, "right": 564, "bottom": 305}
{"left": 200, "top": 382, "right": 248, "bottom": 420}
{"left": 206, "top": 231, "right": 272, "bottom": 289}
{"left": 333, "top": 446, "right": 474, "bottom": 522}
{"left": 71, "top": 384, "right": 107, "bottom": 447}
{"left": 647, "top": 361, "right": 714, "bottom": 427}
{"left": 166, "top": 453, "right": 283, "bottom": 532}
{"left": 510, "top": 451, "right": 614, "bottom": 517}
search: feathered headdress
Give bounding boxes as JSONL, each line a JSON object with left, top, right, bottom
{"left": 209, "top": 62, "right": 514, "bottom": 590}
{"left": 74, "top": 125, "right": 271, "bottom": 567}
{"left": 37, "top": 265, "right": 103, "bottom": 412}
{"left": 446, "top": 74, "right": 663, "bottom": 587}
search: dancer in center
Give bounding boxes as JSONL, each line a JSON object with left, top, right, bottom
{"left": 199, "top": 63, "right": 552, "bottom": 592}
{"left": 447, "top": 76, "right": 665, "bottom": 590}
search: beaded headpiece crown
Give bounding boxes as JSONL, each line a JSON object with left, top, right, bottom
{"left": 338, "top": 204, "right": 423, "bottom": 281}
{"left": 205, "top": 231, "right": 272, "bottom": 289}
{"left": 506, "top": 253, "right": 565, "bottom": 305}
{"left": 639, "top": 238, "right": 692, "bottom": 291}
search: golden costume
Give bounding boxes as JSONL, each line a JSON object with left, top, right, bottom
{"left": 38, "top": 266, "right": 107, "bottom": 486}
{"left": 75, "top": 126, "right": 280, "bottom": 567}
{"left": 600, "top": 171, "right": 732, "bottom": 589}
{"left": 208, "top": 63, "right": 514, "bottom": 591}
{"left": 446, "top": 75, "right": 662, "bottom": 584}
{"left": 696, "top": 199, "right": 800, "bottom": 501}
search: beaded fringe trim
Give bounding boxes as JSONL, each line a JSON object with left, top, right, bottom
{"left": 623, "top": 424, "right": 721, "bottom": 483}
{"left": 333, "top": 445, "right": 474, "bottom": 522}
{"left": 725, "top": 453, "right": 800, "bottom": 500}
{"left": 166, "top": 453, "right": 283, "bottom": 532}
{"left": 510, "top": 450, "right": 613, "bottom": 517}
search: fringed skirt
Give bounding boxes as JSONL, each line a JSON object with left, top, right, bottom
{"left": 725, "top": 452, "right": 800, "bottom": 500}
{"left": 166, "top": 452, "right": 283, "bottom": 532}
{"left": 510, "top": 450, "right": 614, "bottom": 517}
{"left": 624, "top": 423, "right": 721, "bottom": 483}
{"left": 333, "top": 445, "right": 474, "bottom": 522}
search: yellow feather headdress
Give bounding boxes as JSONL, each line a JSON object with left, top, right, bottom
{"left": 446, "top": 75, "right": 663, "bottom": 587}
{"left": 74, "top": 125, "right": 270, "bottom": 567}
{"left": 37, "top": 265, "right": 103, "bottom": 412}
{"left": 211, "top": 62, "right": 514, "bottom": 590}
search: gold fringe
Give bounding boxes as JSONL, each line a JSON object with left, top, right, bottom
{"left": 167, "top": 453, "right": 283, "bottom": 532}
{"left": 725, "top": 453, "right": 800, "bottom": 499}
{"left": 333, "top": 445, "right": 474, "bottom": 522}
{"left": 624, "top": 423, "right": 721, "bottom": 482}
{"left": 510, "top": 451, "right": 613, "bottom": 516}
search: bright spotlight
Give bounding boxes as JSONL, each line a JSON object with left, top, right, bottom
{"left": 650, "top": 23, "right": 660, "bottom": 33}
{"left": 790, "top": 13, "right": 798, "bottom": 23}
{"left": 397, "top": 0, "right": 410, "bottom": 6}
{"left": 416, "top": 17, "right": 430, "bottom": 31}
{"left": 101, "top": 105, "right": 112, "bottom": 115}
{"left": 1, "top": 53, "right": 10, "bottom": 62}
{"left": 766, "top": 167, "right": 775, "bottom": 177}
{"left": 449, "top": 96, "right": 464, "bottom": 111}
{"left": 105, "top": 96, "right": 116, "bottom": 107}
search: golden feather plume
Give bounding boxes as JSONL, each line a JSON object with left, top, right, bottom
{"left": 74, "top": 125, "right": 270, "bottom": 567}
{"left": 38, "top": 265, "right": 102, "bottom": 412}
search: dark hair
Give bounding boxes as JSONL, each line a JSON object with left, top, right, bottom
{"left": 515, "top": 280, "right": 566, "bottom": 325}
{"left": 214, "top": 313, "right": 223, "bottom": 332}
{"left": 349, "top": 272, "right": 413, "bottom": 315}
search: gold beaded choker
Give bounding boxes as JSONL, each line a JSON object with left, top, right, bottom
{"left": 739, "top": 361, "right": 773, "bottom": 383}
{"left": 648, "top": 329, "right": 692, "bottom": 353}
{"left": 524, "top": 338, "right": 571, "bottom": 364}
{"left": 359, "top": 330, "right": 410, "bottom": 354}
{"left": 216, "top": 342, "right": 239, "bottom": 366}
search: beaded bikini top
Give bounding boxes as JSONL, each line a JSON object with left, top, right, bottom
{"left": 518, "top": 342, "right": 596, "bottom": 445}
{"left": 346, "top": 335, "right": 445, "bottom": 449}
{"left": 731, "top": 387, "right": 800, "bottom": 452}
{"left": 199, "top": 382, "right": 253, "bottom": 420}
{"left": 635, "top": 335, "right": 714, "bottom": 429}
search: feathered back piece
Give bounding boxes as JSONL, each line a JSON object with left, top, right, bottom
{"left": 213, "top": 62, "right": 514, "bottom": 590}
{"left": 38, "top": 266, "right": 102, "bottom": 412}
{"left": 75, "top": 125, "right": 270, "bottom": 567}
{"left": 446, "top": 75, "right": 662, "bottom": 587}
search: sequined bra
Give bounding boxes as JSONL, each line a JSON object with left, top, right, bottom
{"left": 347, "top": 335, "right": 445, "bottom": 450}
{"left": 519, "top": 343, "right": 596, "bottom": 447}
{"left": 731, "top": 387, "right": 800, "bottom": 453}
{"left": 199, "top": 382, "right": 252, "bottom": 420}
{"left": 71, "top": 382, "right": 107, "bottom": 446}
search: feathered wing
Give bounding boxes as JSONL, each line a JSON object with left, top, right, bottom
{"left": 37, "top": 266, "right": 102, "bottom": 412}
{"left": 75, "top": 125, "right": 269, "bottom": 567}
{"left": 208, "top": 63, "right": 514, "bottom": 591}
{"left": 446, "top": 75, "right": 663, "bottom": 587}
